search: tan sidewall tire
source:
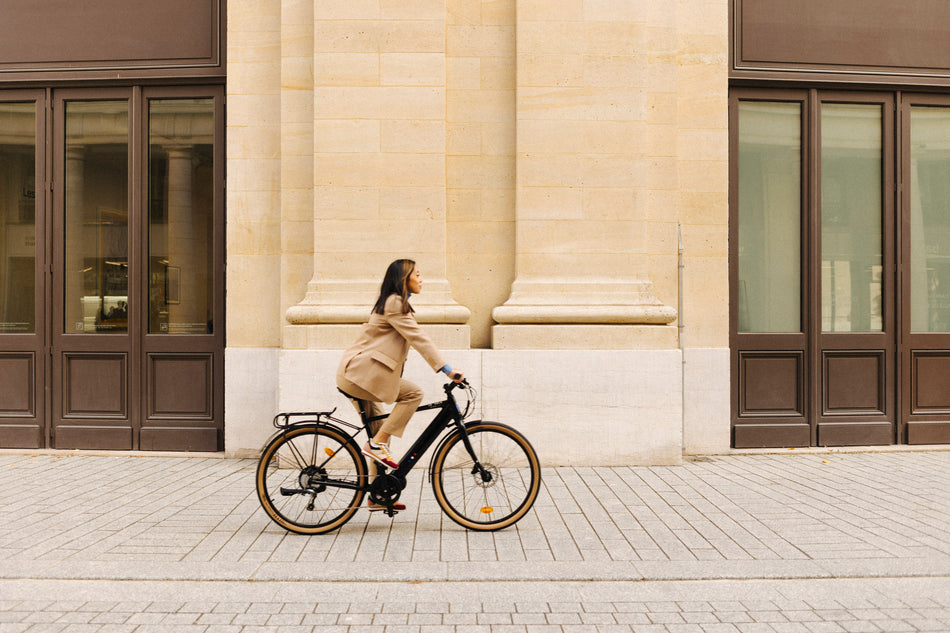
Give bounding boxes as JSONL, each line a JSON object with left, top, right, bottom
{"left": 431, "top": 422, "right": 541, "bottom": 531}
{"left": 256, "top": 425, "right": 367, "bottom": 535}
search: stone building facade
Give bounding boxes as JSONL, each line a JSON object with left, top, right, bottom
{"left": 224, "top": 0, "right": 730, "bottom": 465}
{"left": 5, "top": 1, "right": 949, "bottom": 461}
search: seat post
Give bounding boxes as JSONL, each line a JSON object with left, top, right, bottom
{"left": 337, "top": 388, "right": 376, "bottom": 437}
{"left": 355, "top": 399, "right": 376, "bottom": 437}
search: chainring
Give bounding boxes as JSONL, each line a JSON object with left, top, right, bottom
{"left": 368, "top": 473, "right": 404, "bottom": 506}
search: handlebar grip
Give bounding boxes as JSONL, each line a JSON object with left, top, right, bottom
{"left": 445, "top": 378, "right": 469, "bottom": 391}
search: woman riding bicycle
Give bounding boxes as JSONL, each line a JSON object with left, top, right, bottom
{"left": 336, "top": 259, "right": 465, "bottom": 511}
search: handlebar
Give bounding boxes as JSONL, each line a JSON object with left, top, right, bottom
{"left": 443, "top": 378, "right": 470, "bottom": 393}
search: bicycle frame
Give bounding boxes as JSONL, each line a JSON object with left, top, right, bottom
{"left": 270, "top": 381, "right": 483, "bottom": 496}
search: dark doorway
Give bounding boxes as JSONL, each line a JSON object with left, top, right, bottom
{"left": 731, "top": 88, "right": 950, "bottom": 447}
{"left": 0, "top": 87, "right": 225, "bottom": 451}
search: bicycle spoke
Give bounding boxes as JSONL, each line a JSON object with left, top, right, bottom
{"left": 431, "top": 423, "right": 540, "bottom": 530}
{"left": 256, "top": 426, "right": 366, "bottom": 534}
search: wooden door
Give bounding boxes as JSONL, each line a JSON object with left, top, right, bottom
{"left": 901, "top": 95, "right": 950, "bottom": 444}
{"left": 51, "top": 90, "right": 136, "bottom": 448}
{"left": 814, "top": 93, "right": 896, "bottom": 446}
{"left": 137, "top": 87, "right": 224, "bottom": 451}
{"left": 0, "top": 92, "right": 46, "bottom": 448}
{"left": 731, "top": 90, "right": 811, "bottom": 447}
{"left": 732, "top": 89, "right": 898, "bottom": 447}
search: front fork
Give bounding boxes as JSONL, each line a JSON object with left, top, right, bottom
{"left": 453, "top": 419, "right": 493, "bottom": 483}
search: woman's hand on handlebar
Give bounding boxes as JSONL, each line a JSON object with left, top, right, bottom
{"left": 450, "top": 369, "right": 465, "bottom": 383}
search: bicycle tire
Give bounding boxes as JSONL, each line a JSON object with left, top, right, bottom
{"left": 256, "top": 424, "right": 367, "bottom": 534}
{"left": 430, "top": 421, "right": 541, "bottom": 531}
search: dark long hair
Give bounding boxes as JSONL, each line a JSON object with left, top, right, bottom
{"left": 372, "top": 259, "right": 415, "bottom": 315}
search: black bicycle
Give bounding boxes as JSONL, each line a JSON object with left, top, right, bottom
{"left": 255, "top": 380, "right": 541, "bottom": 534}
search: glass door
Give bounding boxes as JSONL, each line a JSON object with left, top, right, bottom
{"left": 139, "top": 88, "right": 224, "bottom": 451}
{"left": 902, "top": 96, "right": 950, "bottom": 444}
{"left": 51, "top": 91, "right": 135, "bottom": 448}
{"left": 0, "top": 86, "right": 223, "bottom": 451}
{"left": 815, "top": 95, "right": 895, "bottom": 445}
{"left": 0, "top": 93, "right": 45, "bottom": 448}
{"left": 731, "top": 90, "right": 810, "bottom": 448}
{"left": 732, "top": 89, "right": 897, "bottom": 448}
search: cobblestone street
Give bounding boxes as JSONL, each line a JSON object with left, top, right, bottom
{"left": 1, "top": 450, "right": 948, "bottom": 631}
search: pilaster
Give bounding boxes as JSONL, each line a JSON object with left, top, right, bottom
{"left": 284, "top": 0, "right": 470, "bottom": 349}
{"left": 493, "top": 0, "right": 677, "bottom": 349}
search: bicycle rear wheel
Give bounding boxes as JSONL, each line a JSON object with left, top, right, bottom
{"left": 256, "top": 424, "right": 367, "bottom": 534}
{"left": 430, "top": 421, "right": 541, "bottom": 531}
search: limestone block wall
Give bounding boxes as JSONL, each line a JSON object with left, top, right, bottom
{"left": 224, "top": 0, "right": 731, "bottom": 462}
{"left": 226, "top": 0, "right": 282, "bottom": 351}
{"left": 446, "top": 0, "right": 517, "bottom": 349}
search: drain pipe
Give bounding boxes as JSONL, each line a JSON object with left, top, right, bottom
{"left": 677, "top": 222, "right": 686, "bottom": 456}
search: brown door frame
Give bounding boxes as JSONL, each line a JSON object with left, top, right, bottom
{"left": 730, "top": 88, "right": 812, "bottom": 448}
{"left": 731, "top": 88, "right": 899, "bottom": 447}
{"left": 0, "top": 90, "right": 48, "bottom": 448}
{"left": 42, "top": 85, "right": 225, "bottom": 451}
{"left": 812, "top": 90, "right": 896, "bottom": 446}
{"left": 137, "top": 85, "right": 225, "bottom": 451}
{"left": 51, "top": 87, "right": 138, "bottom": 449}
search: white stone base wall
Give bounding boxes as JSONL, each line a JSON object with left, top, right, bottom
{"left": 224, "top": 348, "right": 280, "bottom": 458}
{"left": 225, "top": 347, "right": 731, "bottom": 465}
{"left": 682, "top": 348, "right": 731, "bottom": 455}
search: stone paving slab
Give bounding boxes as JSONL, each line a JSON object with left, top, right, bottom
{"left": 1, "top": 577, "right": 949, "bottom": 632}
{"left": 1, "top": 451, "right": 949, "bottom": 583}
{"left": 0, "top": 450, "right": 949, "bottom": 631}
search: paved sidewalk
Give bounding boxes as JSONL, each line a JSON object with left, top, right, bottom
{"left": 0, "top": 450, "right": 948, "bottom": 631}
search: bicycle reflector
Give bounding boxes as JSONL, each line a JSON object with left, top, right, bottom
{"left": 480, "top": 506, "right": 493, "bottom": 514}
{"left": 325, "top": 447, "right": 336, "bottom": 457}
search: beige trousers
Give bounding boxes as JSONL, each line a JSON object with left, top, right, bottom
{"left": 336, "top": 376, "right": 423, "bottom": 440}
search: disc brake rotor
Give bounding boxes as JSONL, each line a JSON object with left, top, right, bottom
{"left": 473, "top": 463, "right": 499, "bottom": 488}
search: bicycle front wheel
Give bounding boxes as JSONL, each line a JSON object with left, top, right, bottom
{"left": 256, "top": 424, "right": 367, "bottom": 534}
{"left": 430, "top": 421, "right": 541, "bottom": 531}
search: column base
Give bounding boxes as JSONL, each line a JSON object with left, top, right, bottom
{"left": 284, "top": 323, "right": 471, "bottom": 350}
{"left": 492, "top": 324, "right": 677, "bottom": 349}
{"left": 284, "top": 277, "right": 471, "bottom": 349}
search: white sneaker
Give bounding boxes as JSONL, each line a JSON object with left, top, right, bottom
{"left": 362, "top": 440, "right": 398, "bottom": 469}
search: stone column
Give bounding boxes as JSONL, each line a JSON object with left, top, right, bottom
{"left": 165, "top": 146, "right": 199, "bottom": 332}
{"left": 284, "top": 0, "right": 470, "bottom": 349}
{"left": 64, "top": 146, "right": 91, "bottom": 332}
{"left": 492, "top": 0, "right": 676, "bottom": 349}
{"left": 279, "top": 0, "right": 314, "bottom": 336}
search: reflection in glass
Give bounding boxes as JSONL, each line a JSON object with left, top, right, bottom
{"left": 820, "top": 104, "right": 883, "bottom": 333}
{"left": 64, "top": 101, "right": 129, "bottom": 334}
{"left": 738, "top": 101, "right": 802, "bottom": 333}
{"left": 911, "top": 106, "right": 950, "bottom": 332}
{"left": 148, "top": 99, "right": 214, "bottom": 334}
{"left": 0, "top": 103, "right": 36, "bottom": 333}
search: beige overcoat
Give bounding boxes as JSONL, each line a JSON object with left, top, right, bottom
{"left": 336, "top": 294, "right": 446, "bottom": 403}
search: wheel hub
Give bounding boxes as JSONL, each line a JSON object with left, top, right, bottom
{"left": 473, "top": 463, "right": 499, "bottom": 488}
{"left": 298, "top": 465, "right": 327, "bottom": 493}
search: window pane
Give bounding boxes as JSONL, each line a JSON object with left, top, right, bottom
{"left": 64, "top": 101, "right": 129, "bottom": 334}
{"left": 148, "top": 99, "right": 214, "bottom": 334}
{"left": 911, "top": 106, "right": 950, "bottom": 332}
{"left": 820, "top": 103, "right": 883, "bottom": 333}
{"left": 0, "top": 103, "right": 36, "bottom": 333}
{"left": 738, "top": 101, "right": 802, "bottom": 333}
